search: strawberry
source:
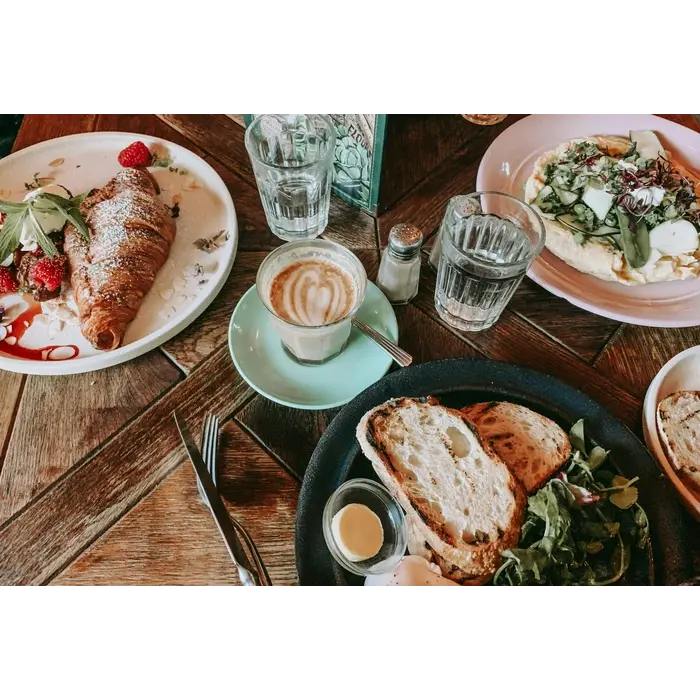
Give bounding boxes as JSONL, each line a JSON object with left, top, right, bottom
{"left": 28, "top": 255, "right": 67, "bottom": 292}
{"left": 0, "top": 266, "right": 18, "bottom": 294}
{"left": 118, "top": 141, "right": 152, "bottom": 168}
{"left": 0, "top": 212, "right": 6, "bottom": 226}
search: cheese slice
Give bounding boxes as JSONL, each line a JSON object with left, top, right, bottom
{"left": 649, "top": 219, "right": 699, "bottom": 256}
{"left": 582, "top": 186, "right": 614, "bottom": 221}
{"left": 630, "top": 130, "right": 666, "bottom": 161}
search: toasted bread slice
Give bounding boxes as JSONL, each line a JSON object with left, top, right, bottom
{"left": 657, "top": 391, "right": 700, "bottom": 494}
{"left": 461, "top": 401, "right": 571, "bottom": 493}
{"left": 356, "top": 397, "right": 525, "bottom": 583}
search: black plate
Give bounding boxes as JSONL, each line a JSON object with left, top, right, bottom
{"left": 296, "top": 358, "right": 692, "bottom": 585}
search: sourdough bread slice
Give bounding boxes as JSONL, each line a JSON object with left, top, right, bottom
{"left": 462, "top": 401, "right": 571, "bottom": 493}
{"left": 657, "top": 390, "right": 700, "bottom": 494}
{"left": 356, "top": 397, "right": 525, "bottom": 582}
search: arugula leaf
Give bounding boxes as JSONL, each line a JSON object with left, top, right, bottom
{"left": 495, "top": 419, "right": 651, "bottom": 586}
{"left": 0, "top": 210, "right": 26, "bottom": 264}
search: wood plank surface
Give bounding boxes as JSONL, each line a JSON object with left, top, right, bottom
{"left": 376, "top": 115, "right": 523, "bottom": 245}
{"left": 0, "top": 346, "right": 252, "bottom": 585}
{"left": 413, "top": 264, "right": 642, "bottom": 428}
{"left": 507, "top": 278, "right": 621, "bottom": 362}
{"left": 595, "top": 325, "right": 700, "bottom": 399}
{"left": 0, "top": 374, "right": 24, "bottom": 467}
{"left": 53, "top": 420, "right": 298, "bottom": 585}
{"left": 0, "top": 352, "right": 181, "bottom": 523}
{"left": 11, "top": 115, "right": 97, "bottom": 152}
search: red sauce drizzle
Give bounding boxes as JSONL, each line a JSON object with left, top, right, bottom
{"left": 0, "top": 299, "right": 80, "bottom": 361}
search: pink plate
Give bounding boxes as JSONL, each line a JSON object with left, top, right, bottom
{"left": 476, "top": 114, "right": 700, "bottom": 327}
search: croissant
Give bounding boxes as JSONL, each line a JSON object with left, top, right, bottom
{"left": 64, "top": 168, "right": 176, "bottom": 351}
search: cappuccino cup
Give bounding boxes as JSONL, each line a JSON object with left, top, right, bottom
{"left": 256, "top": 239, "right": 367, "bottom": 364}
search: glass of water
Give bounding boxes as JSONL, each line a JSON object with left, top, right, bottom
{"left": 434, "top": 192, "right": 545, "bottom": 332}
{"left": 245, "top": 114, "right": 336, "bottom": 241}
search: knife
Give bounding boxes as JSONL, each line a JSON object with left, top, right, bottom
{"left": 173, "top": 410, "right": 260, "bottom": 586}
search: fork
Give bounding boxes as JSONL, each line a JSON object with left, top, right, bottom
{"left": 200, "top": 413, "right": 272, "bottom": 586}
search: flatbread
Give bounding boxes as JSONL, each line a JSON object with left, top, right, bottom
{"left": 524, "top": 135, "right": 700, "bottom": 285}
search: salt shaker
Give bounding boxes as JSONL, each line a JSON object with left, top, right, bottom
{"left": 377, "top": 223, "right": 423, "bottom": 304}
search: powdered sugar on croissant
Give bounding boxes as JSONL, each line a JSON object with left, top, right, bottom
{"left": 64, "top": 168, "right": 176, "bottom": 350}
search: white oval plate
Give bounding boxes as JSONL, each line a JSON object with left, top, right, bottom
{"left": 0, "top": 131, "right": 238, "bottom": 375}
{"left": 476, "top": 114, "right": 700, "bottom": 327}
{"left": 643, "top": 345, "right": 700, "bottom": 520}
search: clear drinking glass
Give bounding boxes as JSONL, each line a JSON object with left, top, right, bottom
{"left": 245, "top": 114, "right": 336, "bottom": 241}
{"left": 434, "top": 193, "right": 545, "bottom": 332}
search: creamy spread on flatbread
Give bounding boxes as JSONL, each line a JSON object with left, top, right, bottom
{"left": 524, "top": 133, "right": 700, "bottom": 285}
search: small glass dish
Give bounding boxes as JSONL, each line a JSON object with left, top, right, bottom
{"left": 322, "top": 478, "right": 406, "bottom": 577}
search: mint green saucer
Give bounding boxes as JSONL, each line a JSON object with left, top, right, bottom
{"left": 228, "top": 282, "right": 398, "bottom": 410}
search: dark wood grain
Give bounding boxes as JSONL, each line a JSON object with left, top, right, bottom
{"left": 0, "top": 374, "right": 24, "bottom": 469}
{"left": 376, "top": 115, "right": 524, "bottom": 246}
{"left": 0, "top": 352, "right": 181, "bottom": 523}
{"left": 0, "top": 346, "right": 253, "bottom": 585}
{"left": 52, "top": 420, "right": 298, "bottom": 585}
{"left": 157, "top": 114, "right": 254, "bottom": 184}
{"left": 507, "top": 278, "right": 621, "bottom": 362}
{"left": 226, "top": 115, "right": 247, "bottom": 128}
{"left": 162, "top": 251, "right": 267, "bottom": 372}
{"left": 376, "top": 115, "right": 487, "bottom": 213}
{"left": 95, "top": 114, "right": 206, "bottom": 157}
{"left": 12, "top": 115, "right": 97, "bottom": 152}
{"left": 413, "top": 264, "right": 642, "bottom": 428}
{"left": 595, "top": 325, "right": 700, "bottom": 399}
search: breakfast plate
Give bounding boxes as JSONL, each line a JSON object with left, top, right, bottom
{"left": 643, "top": 345, "right": 700, "bottom": 520}
{"left": 296, "top": 358, "right": 691, "bottom": 585}
{"left": 0, "top": 132, "right": 237, "bottom": 375}
{"left": 228, "top": 282, "right": 398, "bottom": 410}
{"left": 476, "top": 114, "right": 700, "bottom": 327}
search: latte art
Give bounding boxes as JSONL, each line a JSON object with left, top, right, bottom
{"left": 269, "top": 260, "right": 356, "bottom": 326}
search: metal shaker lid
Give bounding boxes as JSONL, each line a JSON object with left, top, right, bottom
{"left": 388, "top": 223, "right": 423, "bottom": 259}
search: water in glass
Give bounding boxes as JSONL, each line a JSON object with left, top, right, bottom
{"left": 434, "top": 194, "right": 544, "bottom": 332}
{"left": 245, "top": 115, "right": 335, "bottom": 241}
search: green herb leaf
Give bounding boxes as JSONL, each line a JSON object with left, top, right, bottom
{"left": 27, "top": 207, "right": 59, "bottom": 258}
{"left": 0, "top": 199, "right": 30, "bottom": 215}
{"left": 617, "top": 209, "right": 651, "bottom": 268}
{"left": 0, "top": 210, "right": 26, "bottom": 264}
{"left": 569, "top": 419, "right": 587, "bottom": 455}
{"left": 35, "top": 193, "right": 90, "bottom": 243}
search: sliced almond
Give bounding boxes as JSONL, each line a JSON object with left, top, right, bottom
{"left": 48, "top": 158, "right": 65, "bottom": 167}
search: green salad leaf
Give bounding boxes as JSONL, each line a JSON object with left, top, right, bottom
{"left": 493, "top": 420, "right": 650, "bottom": 586}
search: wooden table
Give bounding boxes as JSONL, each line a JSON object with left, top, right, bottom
{"left": 1, "top": 114, "right": 698, "bottom": 585}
